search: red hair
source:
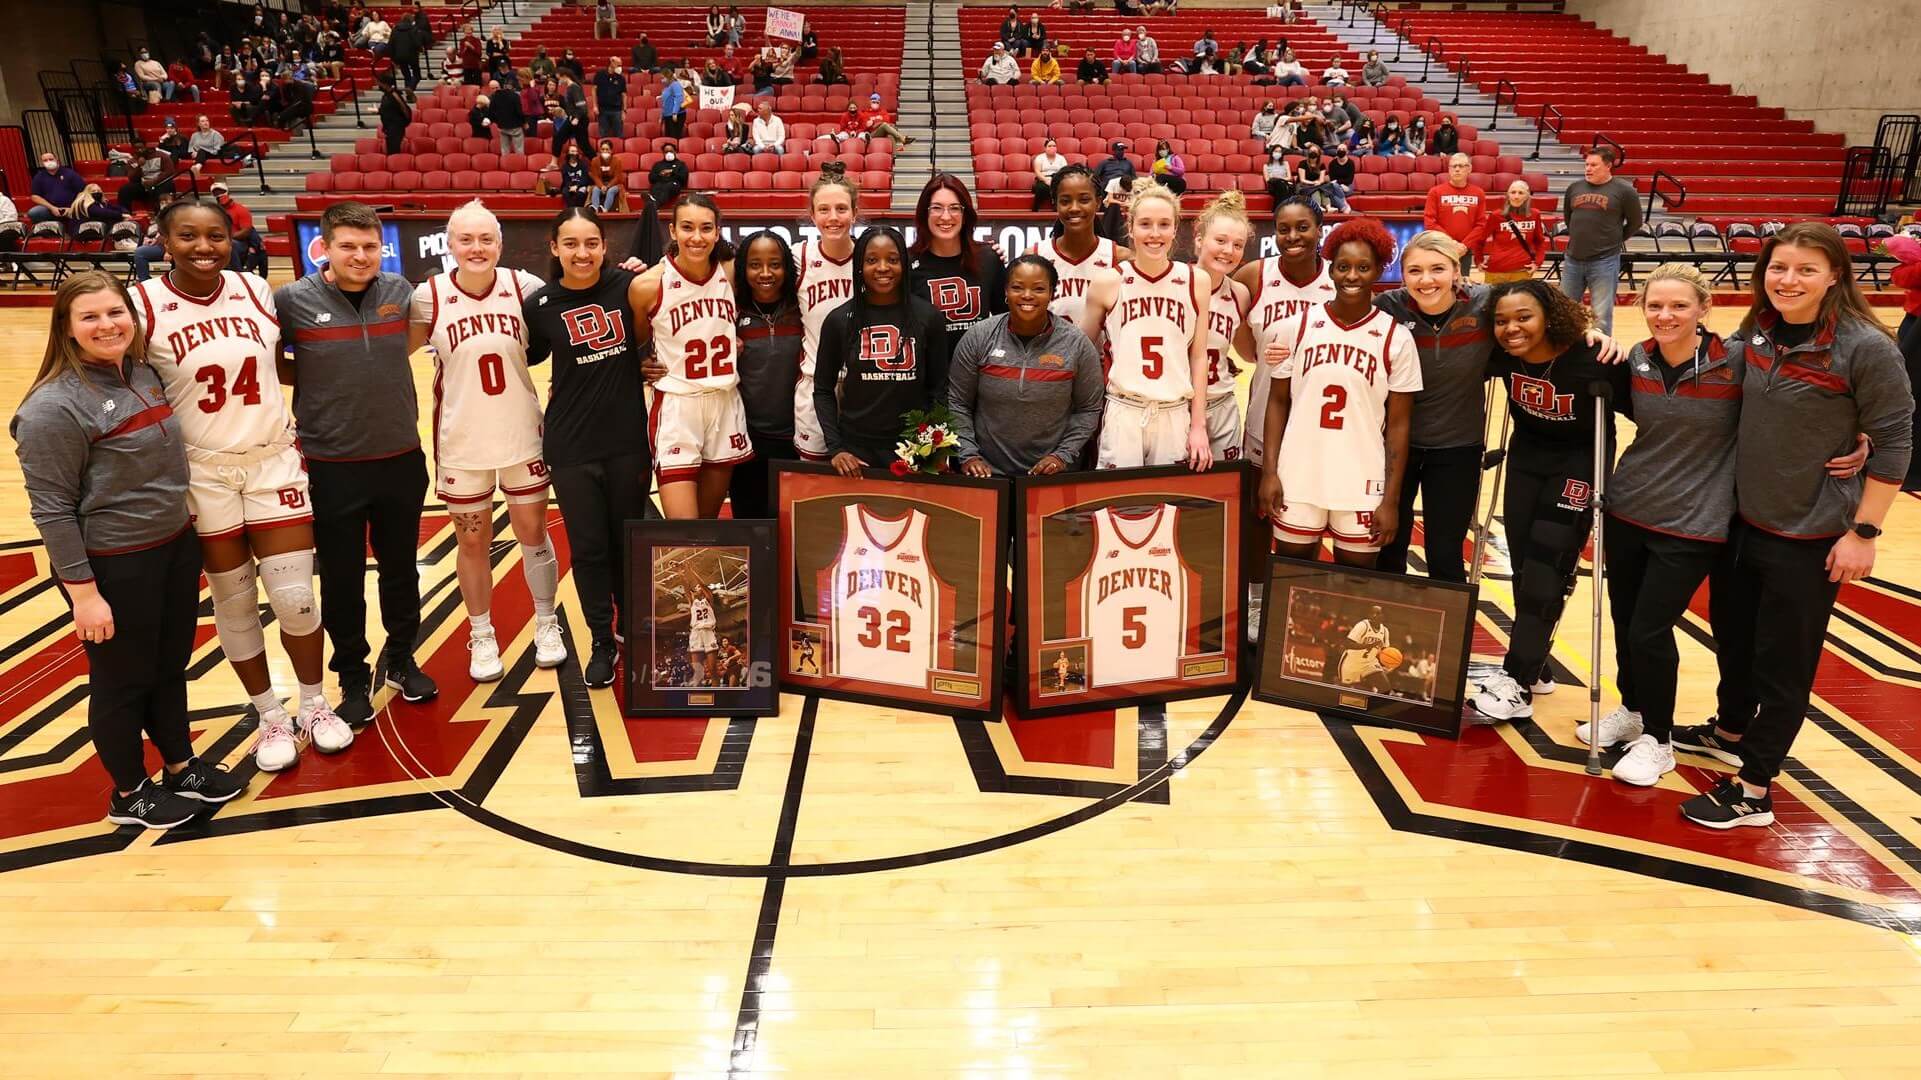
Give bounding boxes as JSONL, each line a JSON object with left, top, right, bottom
{"left": 1320, "top": 217, "right": 1397, "bottom": 266}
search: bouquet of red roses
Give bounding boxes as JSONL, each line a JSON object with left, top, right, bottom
{"left": 891, "top": 404, "right": 961, "bottom": 476}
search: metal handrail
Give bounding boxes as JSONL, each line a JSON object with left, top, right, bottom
{"left": 1391, "top": 15, "right": 1410, "bottom": 62}
{"left": 1531, "top": 103, "right": 1563, "bottom": 160}
{"left": 1590, "top": 132, "right": 1627, "bottom": 167}
{"left": 223, "top": 129, "right": 274, "bottom": 195}
{"left": 1489, "top": 79, "right": 1517, "bottom": 132}
{"left": 1645, "top": 169, "right": 1685, "bottom": 219}
{"left": 1419, "top": 38, "right": 1443, "bottom": 83}
{"left": 1449, "top": 59, "right": 1470, "bottom": 107}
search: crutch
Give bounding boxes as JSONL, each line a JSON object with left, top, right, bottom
{"left": 1584, "top": 380, "right": 1613, "bottom": 777}
{"left": 1468, "top": 379, "right": 1512, "bottom": 587}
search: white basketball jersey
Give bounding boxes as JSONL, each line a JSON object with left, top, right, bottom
{"left": 1034, "top": 236, "right": 1117, "bottom": 325}
{"left": 134, "top": 271, "right": 290, "bottom": 454}
{"left": 1204, "top": 277, "right": 1245, "bottom": 398}
{"left": 415, "top": 268, "right": 545, "bottom": 471}
{"left": 650, "top": 257, "right": 738, "bottom": 394}
{"left": 1276, "top": 304, "right": 1422, "bottom": 511}
{"left": 1077, "top": 505, "right": 1190, "bottom": 689}
{"left": 797, "top": 240, "right": 855, "bottom": 378}
{"left": 1103, "top": 260, "right": 1198, "bottom": 403}
{"left": 1243, "top": 258, "right": 1336, "bottom": 459}
{"left": 827, "top": 505, "right": 943, "bottom": 688}
{"left": 691, "top": 596, "right": 715, "bottom": 632}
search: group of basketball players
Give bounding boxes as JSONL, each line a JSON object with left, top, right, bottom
{"left": 12, "top": 153, "right": 1913, "bottom": 831}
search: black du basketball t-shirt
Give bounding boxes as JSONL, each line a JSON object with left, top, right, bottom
{"left": 813, "top": 296, "right": 952, "bottom": 466}
{"left": 909, "top": 242, "right": 1008, "bottom": 359}
{"left": 1487, "top": 339, "right": 1621, "bottom": 466}
{"left": 523, "top": 268, "right": 650, "bottom": 468}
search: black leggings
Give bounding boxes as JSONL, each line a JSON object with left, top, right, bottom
{"left": 1900, "top": 313, "right": 1919, "bottom": 490}
{"left": 71, "top": 530, "right": 202, "bottom": 791}
{"left": 549, "top": 451, "right": 651, "bottom": 648}
{"left": 1605, "top": 516, "right": 1721, "bottom": 741}
{"left": 309, "top": 450, "right": 428, "bottom": 678}
{"left": 1377, "top": 443, "right": 1481, "bottom": 582}
{"left": 1501, "top": 449, "right": 1592, "bottom": 685}
{"left": 726, "top": 432, "right": 797, "bottom": 520}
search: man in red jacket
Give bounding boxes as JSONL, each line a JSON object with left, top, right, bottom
{"left": 1422, "top": 154, "right": 1487, "bottom": 270}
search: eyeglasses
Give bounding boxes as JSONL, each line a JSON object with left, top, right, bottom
{"left": 927, "top": 204, "right": 966, "bottom": 218}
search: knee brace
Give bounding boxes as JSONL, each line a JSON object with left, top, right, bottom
{"left": 1517, "top": 517, "right": 1587, "bottom": 613}
{"left": 207, "top": 562, "right": 267, "bottom": 662}
{"left": 258, "top": 549, "right": 322, "bottom": 637}
{"left": 519, "top": 541, "right": 560, "bottom": 607}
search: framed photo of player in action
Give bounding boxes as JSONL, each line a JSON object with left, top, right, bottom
{"left": 1013, "top": 464, "right": 1255, "bottom": 719}
{"left": 1252, "top": 558, "right": 1474, "bottom": 738}
{"left": 624, "top": 519, "right": 780, "bottom": 718}
{"left": 776, "top": 461, "right": 1009, "bottom": 716}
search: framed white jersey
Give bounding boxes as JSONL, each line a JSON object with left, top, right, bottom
{"left": 133, "top": 271, "right": 291, "bottom": 454}
{"left": 1065, "top": 504, "right": 1204, "bottom": 689}
{"left": 413, "top": 268, "right": 546, "bottom": 472}
{"left": 819, "top": 504, "right": 956, "bottom": 689}
{"left": 1034, "top": 236, "right": 1117, "bottom": 326}
{"left": 1274, "top": 304, "right": 1422, "bottom": 511}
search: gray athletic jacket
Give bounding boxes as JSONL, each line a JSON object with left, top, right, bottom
{"left": 1374, "top": 283, "right": 1493, "bottom": 450}
{"left": 11, "top": 359, "right": 190, "bottom": 582}
{"left": 1732, "top": 313, "right": 1914, "bottom": 540}
{"left": 948, "top": 313, "right": 1103, "bottom": 475}
{"left": 1607, "top": 336, "right": 1740, "bottom": 542}
{"left": 274, "top": 270, "right": 420, "bottom": 462}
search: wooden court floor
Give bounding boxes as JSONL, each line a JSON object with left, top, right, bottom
{"left": 2, "top": 305, "right": 1921, "bottom": 1078}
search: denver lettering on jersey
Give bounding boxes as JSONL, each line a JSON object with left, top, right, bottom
{"left": 1206, "top": 304, "right": 1239, "bottom": 344}
{"left": 1256, "top": 295, "right": 1318, "bottom": 332}
{"left": 1295, "top": 334, "right": 1382, "bottom": 383}
{"left": 804, "top": 274, "right": 853, "bottom": 311}
{"left": 1096, "top": 565, "right": 1174, "bottom": 603}
{"left": 166, "top": 315, "right": 269, "bottom": 359}
{"left": 843, "top": 567, "right": 923, "bottom": 605}
{"left": 444, "top": 311, "right": 525, "bottom": 351}
{"left": 667, "top": 295, "right": 737, "bottom": 335}
{"left": 1511, "top": 373, "right": 1576, "bottom": 419}
{"left": 1117, "top": 294, "right": 1190, "bottom": 329}
{"left": 1055, "top": 275, "right": 1095, "bottom": 302}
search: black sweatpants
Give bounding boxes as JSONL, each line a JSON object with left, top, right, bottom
{"left": 1377, "top": 442, "right": 1482, "bottom": 582}
{"left": 1705, "top": 543, "right": 1757, "bottom": 726}
{"left": 549, "top": 451, "right": 651, "bottom": 649}
{"left": 395, "top": 57, "right": 421, "bottom": 91}
{"left": 308, "top": 450, "right": 428, "bottom": 680}
{"left": 70, "top": 530, "right": 201, "bottom": 791}
{"left": 1500, "top": 446, "right": 1592, "bottom": 686}
{"left": 1605, "top": 516, "right": 1722, "bottom": 741}
{"left": 726, "top": 432, "right": 797, "bottom": 520}
{"left": 1899, "top": 313, "right": 1919, "bottom": 490}
{"left": 1705, "top": 520, "right": 1840, "bottom": 787}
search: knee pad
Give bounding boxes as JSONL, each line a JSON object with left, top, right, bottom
{"left": 207, "top": 563, "right": 267, "bottom": 662}
{"left": 258, "top": 549, "right": 322, "bottom": 637}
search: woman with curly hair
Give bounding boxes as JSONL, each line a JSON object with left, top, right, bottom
{"left": 1256, "top": 217, "right": 1420, "bottom": 566}
{"left": 1469, "top": 279, "right": 1614, "bottom": 722}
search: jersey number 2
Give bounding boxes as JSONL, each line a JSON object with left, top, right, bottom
{"left": 684, "top": 335, "right": 734, "bottom": 380}
{"left": 856, "top": 606, "right": 911, "bottom": 652}
{"left": 1319, "top": 384, "right": 1347, "bottom": 430}
{"left": 194, "top": 356, "right": 262, "bottom": 413}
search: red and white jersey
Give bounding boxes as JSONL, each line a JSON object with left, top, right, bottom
{"left": 1103, "top": 260, "right": 1199, "bottom": 403}
{"left": 1069, "top": 504, "right": 1202, "bottom": 689}
{"left": 1033, "top": 235, "right": 1117, "bottom": 325}
{"left": 796, "top": 239, "right": 855, "bottom": 378}
{"left": 1203, "top": 277, "right": 1246, "bottom": 398}
{"left": 134, "top": 271, "right": 290, "bottom": 454}
{"left": 649, "top": 257, "right": 738, "bottom": 394}
{"left": 821, "top": 504, "right": 955, "bottom": 688}
{"left": 1275, "top": 304, "right": 1422, "bottom": 511}
{"left": 413, "top": 268, "right": 546, "bottom": 471}
{"left": 1243, "top": 258, "right": 1336, "bottom": 457}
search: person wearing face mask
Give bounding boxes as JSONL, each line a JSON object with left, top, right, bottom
{"left": 587, "top": 140, "right": 624, "bottom": 212}
{"left": 639, "top": 143, "right": 685, "bottom": 208}
{"left": 1030, "top": 138, "right": 1068, "bottom": 211}
{"left": 1296, "top": 148, "right": 1347, "bottom": 212}
{"left": 1262, "top": 146, "right": 1295, "bottom": 203}
{"left": 132, "top": 50, "right": 167, "bottom": 103}
{"left": 378, "top": 76, "right": 411, "bottom": 154}
{"left": 28, "top": 155, "right": 89, "bottom": 227}
{"left": 1251, "top": 101, "right": 1281, "bottom": 143}
{"left": 552, "top": 142, "right": 591, "bottom": 207}
{"left": 593, "top": 57, "right": 626, "bottom": 140}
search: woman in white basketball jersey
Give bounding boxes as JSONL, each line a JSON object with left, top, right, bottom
{"left": 793, "top": 174, "right": 860, "bottom": 461}
{"left": 1032, "top": 165, "right": 1129, "bottom": 327}
{"left": 1233, "top": 196, "right": 1335, "bottom": 467}
{"left": 1077, "top": 179, "right": 1213, "bottom": 471}
{"left": 1192, "top": 190, "right": 1253, "bottom": 461}
{"left": 406, "top": 200, "right": 566, "bottom": 684}
{"left": 1257, "top": 217, "right": 1421, "bottom": 567}
{"left": 634, "top": 194, "right": 752, "bottom": 518}
{"left": 134, "top": 199, "right": 353, "bottom": 772}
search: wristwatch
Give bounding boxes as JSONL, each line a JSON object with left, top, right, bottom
{"left": 1852, "top": 521, "right": 1883, "bottom": 540}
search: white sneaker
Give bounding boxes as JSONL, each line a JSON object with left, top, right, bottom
{"left": 1612, "top": 734, "right": 1675, "bottom": 787}
{"left": 1577, "top": 705, "right": 1644, "bottom": 748}
{"left": 533, "top": 617, "right": 566, "bottom": 668}
{"left": 254, "top": 706, "right": 302, "bottom": 772}
{"left": 301, "top": 701, "right": 355, "bottom": 754}
{"left": 1531, "top": 673, "right": 1557, "bottom": 695}
{"left": 1470, "top": 671, "right": 1532, "bottom": 722}
{"left": 469, "top": 629, "right": 504, "bottom": 682}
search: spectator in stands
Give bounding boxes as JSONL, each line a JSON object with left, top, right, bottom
{"left": 1092, "top": 140, "right": 1137, "bottom": 200}
{"left": 395, "top": 13, "right": 431, "bottom": 93}
{"left": 701, "top": 58, "right": 733, "bottom": 87}
{"left": 1328, "top": 142, "right": 1357, "bottom": 192}
{"left": 271, "top": 70, "right": 315, "bottom": 134}
{"left": 999, "top": 8, "right": 1022, "bottom": 50}
{"left": 558, "top": 97, "right": 595, "bottom": 159}
{"left": 1113, "top": 29, "right": 1138, "bottom": 73}
{"left": 834, "top": 102, "right": 864, "bottom": 146}
{"left": 1021, "top": 13, "right": 1048, "bottom": 57}
{"left": 361, "top": 12, "right": 392, "bottom": 56}
{"left": 1480, "top": 181, "right": 1546, "bottom": 285}
{"left": 706, "top": 6, "right": 727, "bottom": 46}
{"left": 770, "top": 44, "right": 797, "bottom": 86}
{"left": 456, "top": 30, "right": 484, "bottom": 87}
{"left": 1272, "top": 48, "right": 1307, "bottom": 87}
{"left": 747, "top": 51, "right": 775, "bottom": 93}
{"left": 110, "top": 63, "right": 144, "bottom": 112}
{"left": 1297, "top": 147, "right": 1348, "bottom": 212}
{"left": 631, "top": 34, "right": 659, "bottom": 74}
{"left": 1429, "top": 116, "right": 1460, "bottom": 156}
{"left": 231, "top": 70, "right": 269, "bottom": 124}
{"left": 801, "top": 21, "right": 820, "bottom": 63}
{"left": 559, "top": 49, "right": 586, "bottom": 83}
{"left": 1378, "top": 117, "right": 1410, "bottom": 157}
{"left": 132, "top": 49, "right": 168, "bottom": 103}
{"left": 1322, "top": 58, "right": 1351, "bottom": 88}
{"left": 1348, "top": 118, "right": 1377, "bottom": 154}
{"left": 1559, "top": 146, "right": 1640, "bottom": 333}
{"left": 314, "top": 32, "right": 345, "bottom": 83}
{"left": 1135, "top": 27, "right": 1161, "bottom": 73}
{"left": 1332, "top": 92, "right": 1364, "bottom": 133}
{"left": 156, "top": 117, "right": 193, "bottom": 167}
{"left": 1422, "top": 154, "right": 1488, "bottom": 268}
{"left": 717, "top": 103, "right": 749, "bottom": 152}
{"left": 751, "top": 100, "right": 787, "bottom": 155}
{"left": 27, "top": 154, "right": 90, "bottom": 228}
{"left": 117, "top": 141, "right": 178, "bottom": 214}
{"left": 187, "top": 116, "right": 232, "bottom": 165}
{"left": 587, "top": 140, "right": 624, "bottom": 211}
{"left": 1150, "top": 140, "right": 1186, "bottom": 195}
{"left": 1362, "top": 50, "right": 1390, "bottom": 88}
{"left": 1031, "top": 44, "right": 1063, "bottom": 85}
{"left": 860, "top": 93, "right": 912, "bottom": 146}
{"left": 819, "top": 47, "right": 848, "bottom": 86}
{"left": 649, "top": 144, "right": 690, "bottom": 205}
{"left": 1185, "top": 30, "right": 1219, "bottom": 75}
{"left": 1244, "top": 40, "right": 1276, "bottom": 81}
{"left": 469, "top": 94, "right": 494, "bottom": 139}
{"left": 980, "top": 43, "right": 1020, "bottom": 86}
{"left": 211, "top": 182, "right": 267, "bottom": 277}
{"left": 1251, "top": 101, "right": 1281, "bottom": 143}
{"left": 1031, "top": 138, "right": 1068, "bottom": 210}
{"left": 595, "top": 0, "right": 618, "bottom": 40}
{"left": 1263, "top": 146, "right": 1294, "bottom": 203}
{"left": 594, "top": 59, "right": 627, "bottom": 140}
{"left": 660, "top": 67, "right": 688, "bottom": 137}
{"left": 1077, "top": 47, "right": 1109, "bottom": 85}
{"left": 477, "top": 80, "right": 520, "bottom": 153}
{"left": 555, "top": 145, "right": 590, "bottom": 207}
{"left": 379, "top": 77, "right": 412, "bottom": 154}
{"left": 1405, "top": 116, "right": 1428, "bottom": 156}
{"left": 1291, "top": 103, "right": 1327, "bottom": 152}
{"left": 530, "top": 46, "right": 557, "bottom": 82}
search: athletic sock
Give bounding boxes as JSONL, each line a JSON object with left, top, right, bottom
{"left": 249, "top": 689, "right": 281, "bottom": 718}
{"left": 298, "top": 682, "right": 326, "bottom": 713}
{"left": 520, "top": 541, "right": 559, "bottom": 618}
{"left": 469, "top": 612, "right": 494, "bottom": 636}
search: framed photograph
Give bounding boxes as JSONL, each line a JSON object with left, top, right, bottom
{"left": 624, "top": 519, "right": 780, "bottom": 718}
{"left": 1012, "top": 463, "right": 1254, "bottom": 718}
{"left": 1252, "top": 557, "right": 1474, "bottom": 738}
{"left": 775, "top": 461, "right": 1009, "bottom": 716}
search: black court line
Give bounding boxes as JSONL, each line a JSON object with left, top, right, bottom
{"left": 729, "top": 695, "right": 818, "bottom": 1079}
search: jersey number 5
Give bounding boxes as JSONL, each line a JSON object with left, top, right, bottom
{"left": 1141, "top": 336, "right": 1164, "bottom": 381}
{"left": 684, "top": 335, "right": 735, "bottom": 380}
{"left": 856, "top": 606, "right": 911, "bottom": 652}
{"left": 194, "top": 356, "right": 262, "bottom": 413}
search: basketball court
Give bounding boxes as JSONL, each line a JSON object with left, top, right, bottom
{"left": 3, "top": 302, "right": 1920, "bottom": 1077}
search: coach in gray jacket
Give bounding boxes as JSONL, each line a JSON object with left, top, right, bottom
{"left": 275, "top": 201, "right": 436, "bottom": 726}
{"left": 950, "top": 256, "right": 1104, "bottom": 476}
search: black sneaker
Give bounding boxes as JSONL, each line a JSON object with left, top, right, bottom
{"left": 107, "top": 779, "right": 201, "bottom": 830}
{"left": 1672, "top": 721, "right": 1744, "bottom": 767}
{"left": 1680, "top": 776, "right": 1775, "bottom": 829}
{"left": 335, "top": 672, "right": 375, "bottom": 728}
{"left": 163, "top": 757, "right": 247, "bottom": 803}
{"left": 382, "top": 653, "right": 439, "bottom": 703}
{"left": 584, "top": 641, "right": 619, "bottom": 689}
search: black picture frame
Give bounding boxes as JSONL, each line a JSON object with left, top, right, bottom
{"left": 623, "top": 518, "right": 780, "bottom": 718}
{"left": 1252, "top": 555, "right": 1475, "bottom": 738}
{"left": 775, "top": 460, "right": 1011, "bottom": 717}
{"left": 1012, "top": 462, "right": 1256, "bottom": 719}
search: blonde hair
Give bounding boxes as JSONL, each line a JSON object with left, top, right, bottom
{"left": 1640, "top": 262, "right": 1712, "bottom": 307}
{"left": 1125, "top": 177, "right": 1181, "bottom": 227}
{"left": 808, "top": 172, "right": 861, "bottom": 213}
{"left": 22, "top": 272, "right": 148, "bottom": 407}
{"left": 1195, "top": 188, "right": 1250, "bottom": 238}
{"left": 1399, "top": 229, "right": 1467, "bottom": 271}
{"left": 446, "top": 198, "right": 501, "bottom": 237}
